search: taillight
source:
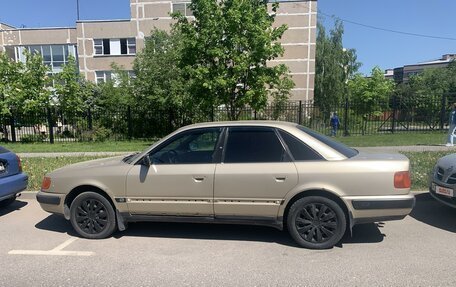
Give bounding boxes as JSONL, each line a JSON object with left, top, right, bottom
{"left": 41, "top": 177, "right": 52, "bottom": 190}
{"left": 16, "top": 155, "right": 22, "bottom": 172}
{"left": 394, "top": 171, "right": 411, "bottom": 189}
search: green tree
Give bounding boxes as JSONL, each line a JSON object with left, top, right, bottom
{"left": 315, "top": 20, "right": 360, "bottom": 114}
{"left": 133, "top": 29, "right": 188, "bottom": 110}
{"left": 94, "top": 63, "right": 134, "bottom": 111}
{"left": 53, "top": 56, "right": 86, "bottom": 113}
{"left": 348, "top": 67, "right": 394, "bottom": 134}
{"left": 173, "top": 0, "right": 294, "bottom": 120}
{"left": 0, "top": 51, "right": 51, "bottom": 116}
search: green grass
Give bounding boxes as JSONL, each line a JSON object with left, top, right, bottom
{"left": 2, "top": 140, "right": 153, "bottom": 153}
{"left": 22, "top": 156, "right": 107, "bottom": 190}
{"left": 21, "top": 151, "right": 446, "bottom": 191}
{"left": 401, "top": 151, "right": 447, "bottom": 191}
{"left": 337, "top": 132, "right": 446, "bottom": 147}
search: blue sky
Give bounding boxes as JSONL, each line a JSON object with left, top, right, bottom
{"left": 1, "top": 0, "right": 455, "bottom": 74}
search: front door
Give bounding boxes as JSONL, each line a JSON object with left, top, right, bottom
{"left": 126, "top": 127, "right": 223, "bottom": 216}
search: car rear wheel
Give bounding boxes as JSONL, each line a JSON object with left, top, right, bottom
{"left": 70, "top": 192, "right": 116, "bottom": 239}
{"left": 0, "top": 197, "right": 15, "bottom": 208}
{"left": 287, "top": 196, "right": 346, "bottom": 249}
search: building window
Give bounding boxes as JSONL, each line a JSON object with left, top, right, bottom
{"left": 95, "top": 70, "right": 135, "bottom": 84}
{"left": 95, "top": 71, "right": 112, "bottom": 84}
{"left": 15, "top": 44, "right": 77, "bottom": 73}
{"left": 172, "top": 2, "right": 193, "bottom": 16}
{"left": 93, "top": 38, "right": 136, "bottom": 56}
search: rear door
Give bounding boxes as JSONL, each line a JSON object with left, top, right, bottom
{"left": 214, "top": 127, "right": 298, "bottom": 219}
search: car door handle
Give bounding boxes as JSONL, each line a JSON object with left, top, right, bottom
{"left": 193, "top": 176, "right": 205, "bottom": 182}
{"left": 275, "top": 177, "right": 287, "bottom": 182}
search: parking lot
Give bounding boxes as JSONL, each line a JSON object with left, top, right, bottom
{"left": 0, "top": 192, "right": 455, "bottom": 287}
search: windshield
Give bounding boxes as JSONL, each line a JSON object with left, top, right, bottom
{"left": 297, "top": 125, "right": 359, "bottom": 158}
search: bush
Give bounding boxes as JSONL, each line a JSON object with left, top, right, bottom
{"left": 20, "top": 134, "right": 46, "bottom": 143}
{"left": 79, "top": 126, "right": 112, "bottom": 142}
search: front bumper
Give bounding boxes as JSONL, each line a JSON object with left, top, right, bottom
{"left": 343, "top": 194, "right": 416, "bottom": 225}
{"left": 429, "top": 183, "right": 456, "bottom": 208}
{"left": 36, "top": 191, "right": 65, "bottom": 214}
{"left": 0, "top": 172, "right": 28, "bottom": 201}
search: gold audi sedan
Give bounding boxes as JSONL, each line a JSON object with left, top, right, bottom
{"left": 37, "top": 121, "right": 415, "bottom": 249}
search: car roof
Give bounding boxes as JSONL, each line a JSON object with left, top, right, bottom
{"left": 179, "top": 120, "right": 298, "bottom": 130}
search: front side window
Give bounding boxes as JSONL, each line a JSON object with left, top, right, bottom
{"left": 224, "top": 127, "right": 287, "bottom": 163}
{"left": 150, "top": 128, "right": 222, "bottom": 164}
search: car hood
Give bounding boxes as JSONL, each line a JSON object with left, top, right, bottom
{"left": 49, "top": 156, "right": 129, "bottom": 175}
{"left": 436, "top": 153, "right": 456, "bottom": 168}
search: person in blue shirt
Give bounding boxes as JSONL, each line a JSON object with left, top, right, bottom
{"left": 330, "top": 112, "right": 340, "bottom": 137}
{"left": 447, "top": 103, "right": 456, "bottom": 146}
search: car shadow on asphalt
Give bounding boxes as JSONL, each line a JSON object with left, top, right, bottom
{"left": 409, "top": 193, "right": 456, "bottom": 233}
{"left": 35, "top": 215, "right": 384, "bottom": 248}
{"left": 0, "top": 200, "right": 28, "bottom": 217}
{"left": 35, "top": 214, "right": 78, "bottom": 237}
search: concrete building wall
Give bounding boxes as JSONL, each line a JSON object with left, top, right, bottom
{"left": 0, "top": 0, "right": 317, "bottom": 101}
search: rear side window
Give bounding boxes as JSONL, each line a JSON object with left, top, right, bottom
{"left": 224, "top": 127, "right": 287, "bottom": 163}
{"left": 278, "top": 130, "right": 323, "bottom": 161}
{"left": 297, "top": 125, "right": 358, "bottom": 158}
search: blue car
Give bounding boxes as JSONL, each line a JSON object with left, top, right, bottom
{"left": 0, "top": 146, "right": 28, "bottom": 207}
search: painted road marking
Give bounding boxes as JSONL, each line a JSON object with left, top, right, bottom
{"left": 8, "top": 237, "right": 94, "bottom": 257}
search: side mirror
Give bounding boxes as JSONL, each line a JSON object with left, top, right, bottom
{"left": 142, "top": 155, "right": 151, "bottom": 167}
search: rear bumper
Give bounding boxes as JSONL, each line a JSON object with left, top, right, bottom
{"left": 0, "top": 173, "right": 28, "bottom": 201}
{"left": 343, "top": 194, "right": 415, "bottom": 225}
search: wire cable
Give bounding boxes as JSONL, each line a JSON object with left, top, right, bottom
{"left": 318, "top": 10, "right": 456, "bottom": 41}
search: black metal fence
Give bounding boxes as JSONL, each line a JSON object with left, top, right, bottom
{"left": 1, "top": 93, "right": 455, "bottom": 143}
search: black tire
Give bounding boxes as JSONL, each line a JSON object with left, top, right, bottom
{"left": 0, "top": 197, "right": 15, "bottom": 208}
{"left": 70, "top": 192, "right": 116, "bottom": 239}
{"left": 287, "top": 196, "right": 346, "bottom": 249}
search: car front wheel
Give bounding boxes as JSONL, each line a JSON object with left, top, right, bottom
{"left": 287, "top": 196, "right": 346, "bottom": 249}
{"left": 70, "top": 192, "right": 116, "bottom": 239}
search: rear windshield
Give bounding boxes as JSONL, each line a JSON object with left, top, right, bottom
{"left": 297, "top": 125, "right": 358, "bottom": 158}
{"left": 0, "top": 146, "right": 9, "bottom": 154}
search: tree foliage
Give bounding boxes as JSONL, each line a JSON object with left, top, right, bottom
{"left": 133, "top": 29, "right": 189, "bottom": 112}
{"left": 173, "top": 0, "right": 294, "bottom": 120}
{"left": 349, "top": 66, "right": 395, "bottom": 118}
{"left": 315, "top": 20, "right": 360, "bottom": 113}
{"left": 0, "top": 51, "right": 51, "bottom": 116}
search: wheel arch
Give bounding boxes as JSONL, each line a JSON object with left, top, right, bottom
{"left": 282, "top": 189, "right": 351, "bottom": 229}
{"left": 64, "top": 185, "right": 117, "bottom": 220}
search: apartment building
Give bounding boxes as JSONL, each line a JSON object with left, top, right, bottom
{"left": 392, "top": 54, "right": 456, "bottom": 84}
{"left": 0, "top": 0, "right": 317, "bottom": 101}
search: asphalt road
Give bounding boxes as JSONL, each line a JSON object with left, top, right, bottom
{"left": 0, "top": 194, "right": 455, "bottom": 287}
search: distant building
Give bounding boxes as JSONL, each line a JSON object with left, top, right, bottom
{"left": 0, "top": 0, "right": 317, "bottom": 101}
{"left": 384, "top": 69, "right": 394, "bottom": 81}
{"left": 392, "top": 54, "right": 456, "bottom": 84}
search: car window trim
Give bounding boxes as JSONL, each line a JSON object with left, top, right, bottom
{"left": 221, "top": 126, "right": 290, "bottom": 164}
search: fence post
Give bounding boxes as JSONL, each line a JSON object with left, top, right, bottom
{"left": 343, "top": 98, "right": 349, "bottom": 136}
{"left": 298, "top": 100, "right": 303, "bottom": 125}
{"left": 391, "top": 96, "right": 398, "bottom": 134}
{"left": 87, "top": 108, "right": 93, "bottom": 130}
{"left": 46, "top": 108, "right": 54, "bottom": 144}
{"left": 440, "top": 93, "right": 447, "bottom": 131}
{"left": 127, "top": 106, "right": 133, "bottom": 140}
{"left": 9, "top": 112, "right": 16, "bottom": 143}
